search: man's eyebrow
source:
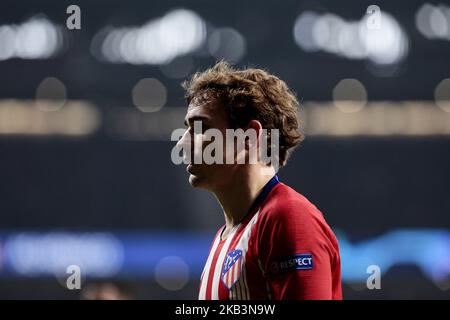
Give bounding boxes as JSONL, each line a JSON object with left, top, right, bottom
{"left": 184, "top": 116, "right": 211, "bottom": 126}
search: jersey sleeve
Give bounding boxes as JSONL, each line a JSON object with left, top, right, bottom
{"left": 256, "top": 200, "right": 341, "bottom": 300}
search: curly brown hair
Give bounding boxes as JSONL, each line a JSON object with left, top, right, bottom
{"left": 182, "top": 61, "right": 304, "bottom": 167}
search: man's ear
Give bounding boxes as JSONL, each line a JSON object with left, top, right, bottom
{"left": 245, "top": 120, "right": 262, "bottom": 148}
{"left": 246, "top": 120, "right": 262, "bottom": 133}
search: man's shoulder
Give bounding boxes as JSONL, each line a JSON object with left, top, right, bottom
{"left": 262, "top": 182, "right": 324, "bottom": 222}
{"left": 254, "top": 182, "right": 340, "bottom": 252}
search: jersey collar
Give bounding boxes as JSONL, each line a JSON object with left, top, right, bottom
{"left": 246, "top": 175, "right": 279, "bottom": 216}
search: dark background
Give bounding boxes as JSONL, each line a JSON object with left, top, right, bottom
{"left": 0, "top": 0, "right": 449, "bottom": 299}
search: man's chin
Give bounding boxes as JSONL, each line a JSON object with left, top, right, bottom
{"left": 187, "top": 165, "right": 205, "bottom": 187}
{"left": 188, "top": 174, "right": 206, "bottom": 188}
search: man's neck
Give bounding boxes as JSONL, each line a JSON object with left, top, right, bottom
{"left": 213, "top": 165, "right": 276, "bottom": 237}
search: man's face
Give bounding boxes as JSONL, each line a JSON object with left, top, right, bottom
{"left": 177, "top": 97, "right": 235, "bottom": 190}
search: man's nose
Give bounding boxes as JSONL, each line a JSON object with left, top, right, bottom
{"left": 177, "top": 130, "right": 194, "bottom": 164}
{"left": 176, "top": 129, "right": 193, "bottom": 153}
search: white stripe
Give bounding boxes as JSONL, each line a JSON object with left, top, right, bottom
{"left": 235, "top": 210, "right": 260, "bottom": 300}
{"left": 198, "top": 233, "right": 221, "bottom": 300}
{"left": 211, "top": 226, "right": 238, "bottom": 300}
{"left": 229, "top": 264, "right": 235, "bottom": 288}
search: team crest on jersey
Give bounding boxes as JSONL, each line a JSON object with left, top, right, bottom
{"left": 221, "top": 249, "right": 243, "bottom": 289}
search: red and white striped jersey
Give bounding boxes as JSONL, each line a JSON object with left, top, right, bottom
{"left": 198, "top": 176, "right": 342, "bottom": 300}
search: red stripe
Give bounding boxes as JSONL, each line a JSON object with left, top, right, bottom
{"left": 241, "top": 232, "right": 259, "bottom": 299}
{"left": 200, "top": 227, "right": 222, "bottom": 298}
{"left": 226, "top": 265, "right": 231, "bottom": 287}
{"left": 219, "top": 221, "right": 252, "bottom": 298}
{"left": 225, "top": 266, "right": 229, "bottom": 288}
{"left": 205, "top": 236, "right": 225, "bottom": 300}
{"left": 208, "top": 210, "right": 259, "bottom": 300}
{"left": 228, "top": 225, "right": 247, "bottom": 250}
{"left": 228, "top": 206, "right": 260, "bottom": 250}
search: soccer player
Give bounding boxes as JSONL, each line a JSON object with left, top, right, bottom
{"left": 176, "top": 61, "right": 342, "bottom": 300}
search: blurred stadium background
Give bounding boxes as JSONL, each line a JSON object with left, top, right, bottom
{"left": 1, "top": 0, "right": 450, "bottom": 299}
